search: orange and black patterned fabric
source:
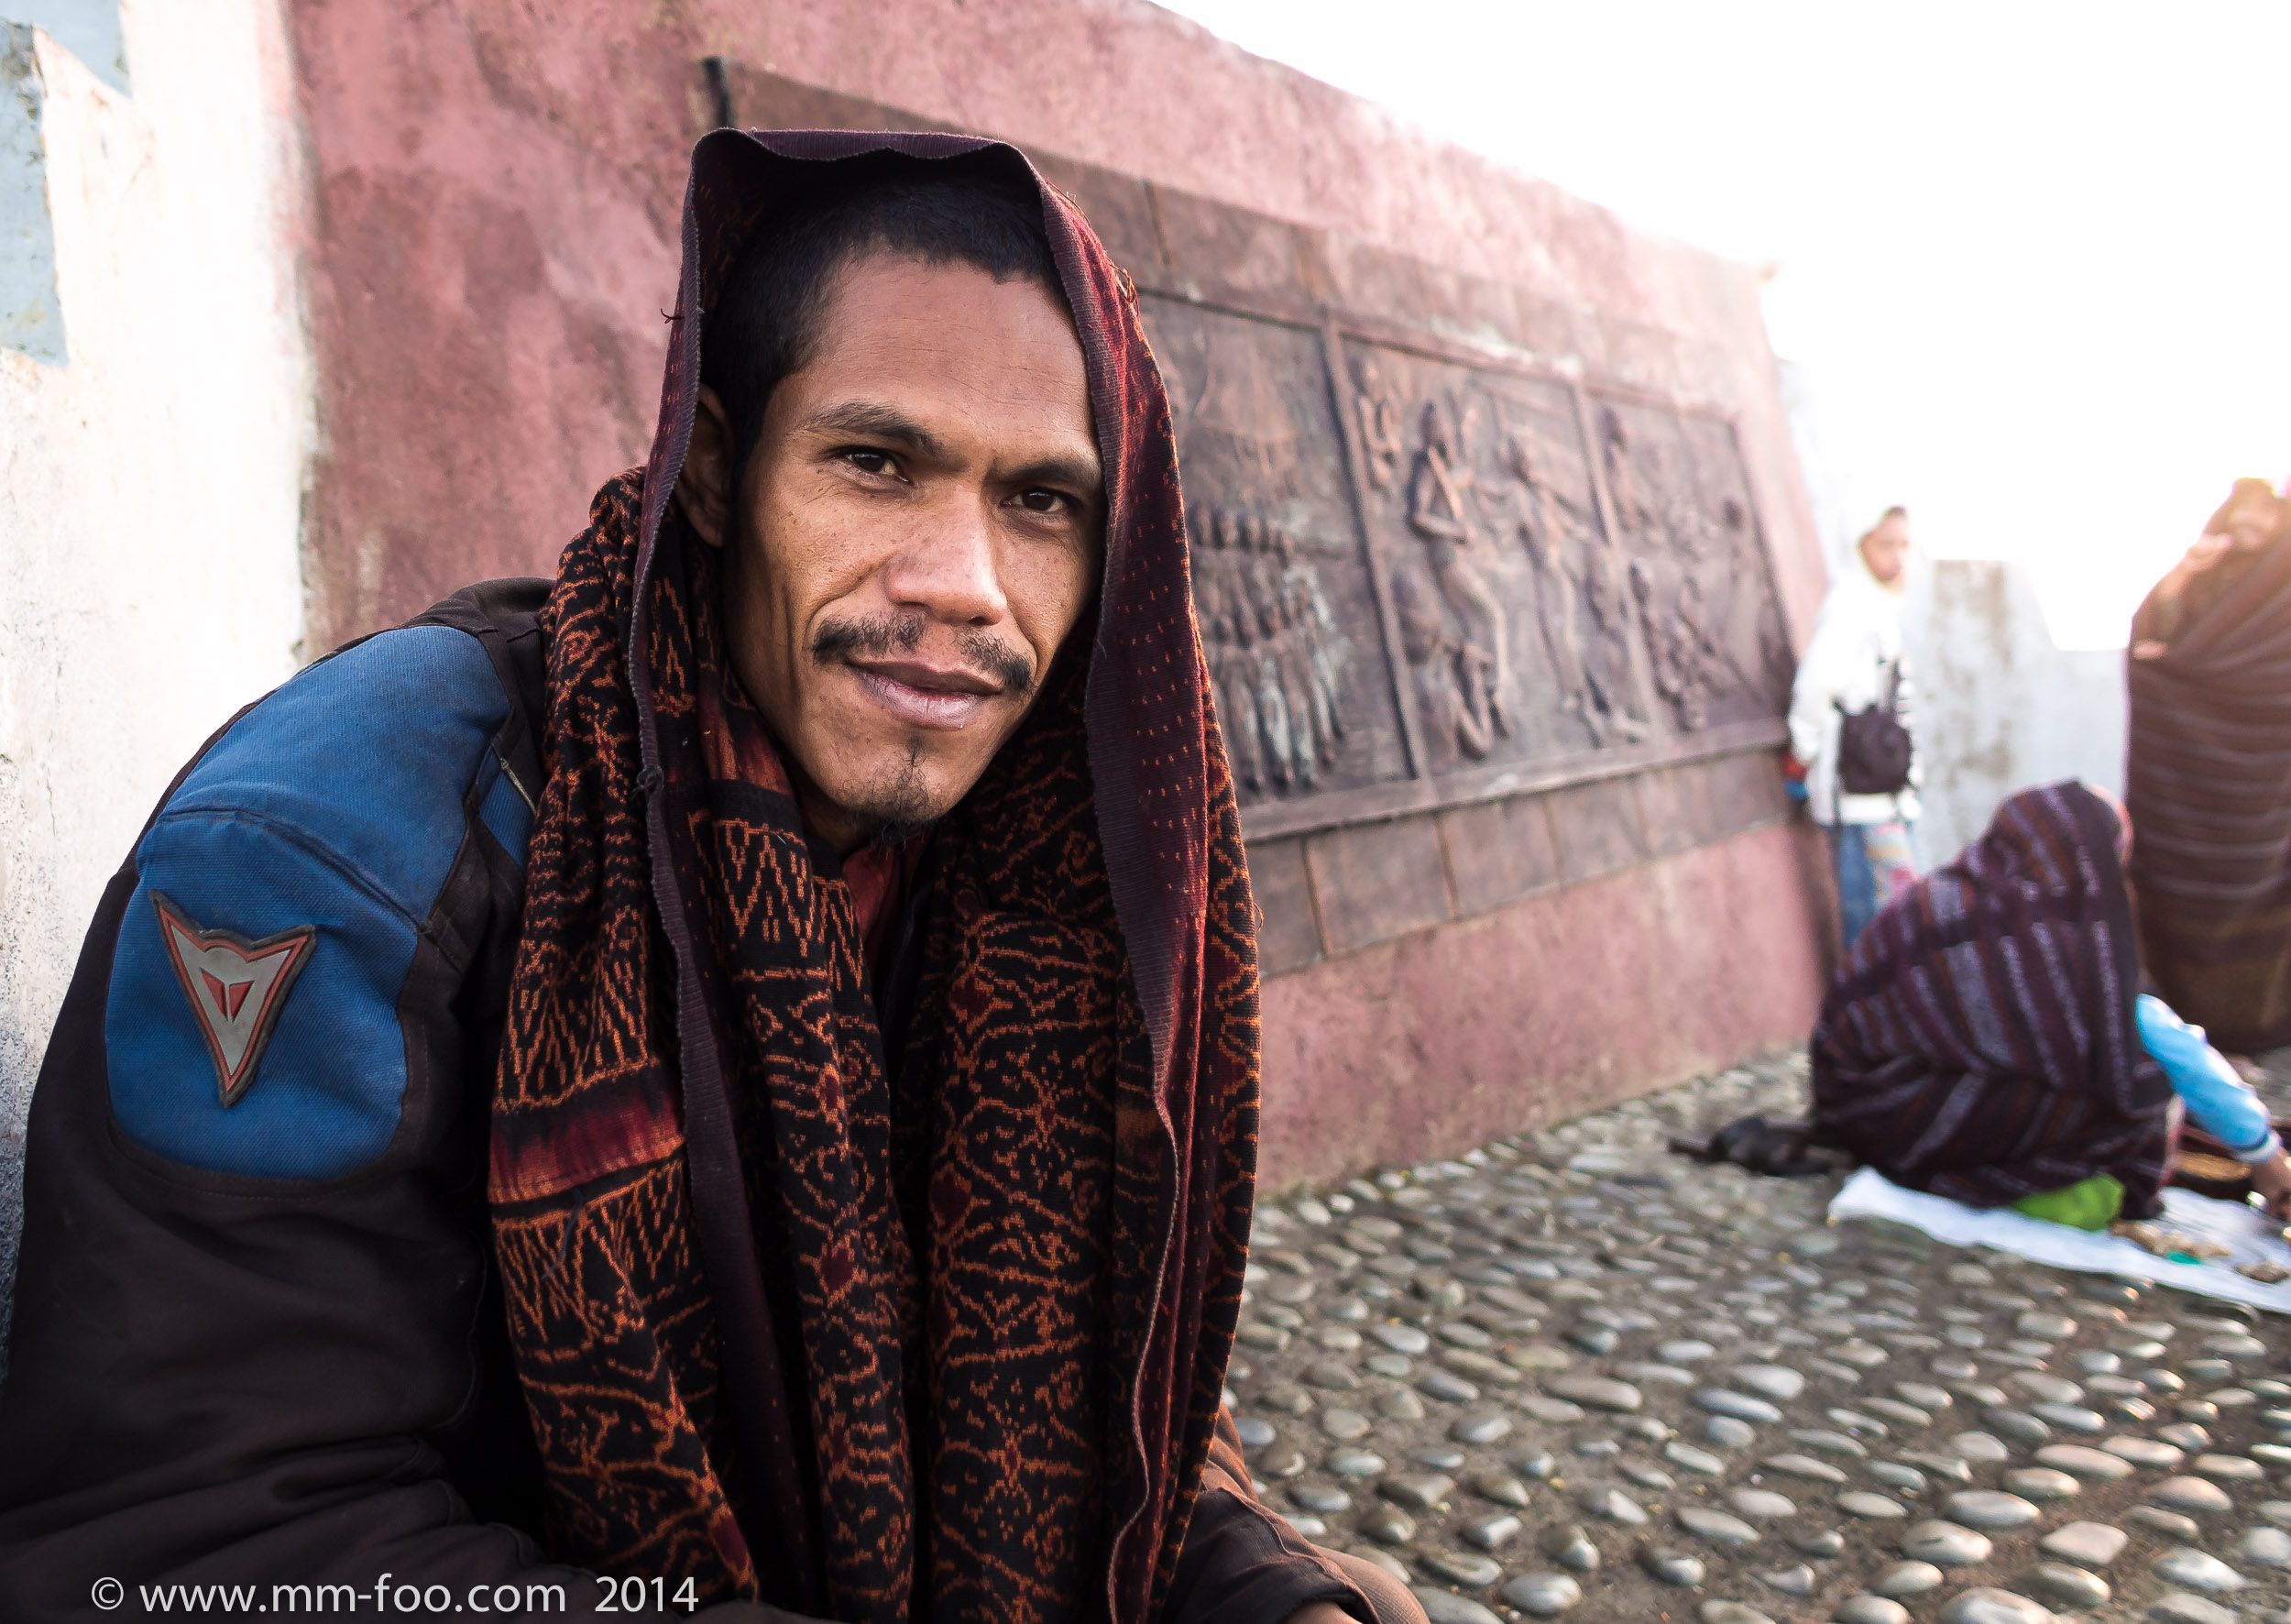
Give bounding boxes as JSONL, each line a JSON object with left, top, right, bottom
{"left": 489, "top": 132, "right": 1260, "bottom": 1624}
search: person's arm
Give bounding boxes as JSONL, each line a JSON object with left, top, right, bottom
{"left": 0, "top": 628, "right": 738, "bottom": 1623}
{"left": 1162, "top": 1410, "right": 1412, "bottom": 1624}
{"left": 2136, "top": 994, "right": 2291, "bottom": 1211}
{"left": 1786, "top": 606, "right": 1847, "bottom": 782}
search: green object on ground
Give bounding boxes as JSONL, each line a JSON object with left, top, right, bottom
{"left": 2011, "top": 1173, "right": 2124, "bottom": 1231}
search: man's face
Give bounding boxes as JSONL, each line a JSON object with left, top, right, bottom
{"left": 1861, "top": 517, "right": 1910, "bottom": 585}
{"left": 679, "top": 253, "right": 1102, "bottom": 854}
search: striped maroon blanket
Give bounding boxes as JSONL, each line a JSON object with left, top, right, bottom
{"left": 2128, "top": 532, "right": 2291, "bottom": 1051}
{"left": 1810, "top": 782, "right": 2175, "bottom": 1211}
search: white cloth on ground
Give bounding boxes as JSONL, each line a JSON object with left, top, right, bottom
{"left": 1828, "top": 1165, "right": 2291, "bottom": 1315}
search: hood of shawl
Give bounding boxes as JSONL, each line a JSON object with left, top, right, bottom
{"left": 629, "top": 129, "right": 1210, "bottom": 1081}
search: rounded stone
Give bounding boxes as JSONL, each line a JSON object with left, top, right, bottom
{"left": 1946, "top": 1490, "right": 2043, "bottom": 1531}
{"left": 1755, "top": 1564, "right": 1815, "bottom": 1597}
{"left": 1676, "top": 1506, "right": 1760, "bottom": 1546}
{"left": 1419, "top": 1550, "right": 1505, "bottom": 1587}
{"left": 1834, "top": 1599, "right": 1911, "bottom": 1624}
{"left": 1660, "top": 1340, "right": 1717, "bottom": 1364}
{"left": 1727, "top": 1488, "right": 1797, "bottom": 1520}
{"left": 2153, "top": 1549, "right": 2247, "bottom": 1592}
{"left": 1382, "top": 1473, "right": 1455, "bottom": 1510}
{"left": 2035, "top": 1443, "right": 2133, "bottom": 1480}
{"left": 1902, "top": 1520, "right": 1994, "bottom": 1566}
{"left": 1763, "top": 1453, "right": 1847, "bottom": 1483}
{"left": 1639, "top": 1547, "right": 1706, "bottom": 1586}
{"left": 1369, "top": 1322, "right": 1431, "bottom": 1355}
{"left": 2151, "top": 1476, "right": 2237, "bottom": 1513}
{"left": 1303, "top": 1359, "right": 1362, "bottom": 1391}
{"left": 1327, "top": 1447, "right": 1385, "bottom": 1477}
{"left": 2039, "top": 1520, "right": 2128, "bottom": 1567}
{"left": 1869, "top": 1462, "right": 1926, "bottom": 1494}
{"left": 1870, "top": 1561, "right": 1944, "bottom": 1597}
{"left": 1792, "top": 1528, "right": 1846, "bottom": 1558}
{"left": 1233, "top": 1415, "right": 1277, "bottom": 1450}
{"left": 1379, "top": 1388, "right": 1428, "bottom": 1422}
{"left": 2100, "top": 1435, "right": 2183, "bottom": 1468}
{"left": 1540, "top": 1523, "right": 1599, "bottom": 1572}
{"left": 2146, "top": 1595, "right": 2240, "bottom": 1624}
{"left": 1950, "top": 1431, "right": 2011, "bottom": 1463}
{"left": 1665, "top": 1442, "right": 1726, "bottom": 1476}
{"left": 2191, "top": 1453, "right": 2265, "bottom": 1483}
{"left": 1838, "top": 1491, "right": 1908, "bottom": 1520}
{"left": 1498, "top": 1574, "right": 1581, "bottom": 1617}
{"left": 1705, "top": 1416, "right": 1756, "bottom": 1447}
{"left": 2243, "top": 1524, "right": 2291, "bottom": 1567}
{"left": 1358, "top": 1504, "right": 1415, "bottom": 1545}
{"left": 1459, "top": 1512, "right": 1521, "bottom": 1551}
{"left": 1450, "top": 1410, "right": 1512, "bottom": 1446}
{"left": 2128, "top": 1505, "right": 2202, "bottom": 1541}
{"left": 1322, "top": 1408, "right": 1372, "bottom": 1441}
{"left": 1935, "top": 1588, "right": 2055, "bottom": 1624}
{"left": 2001, "top": 1468, "right": 2081, "bottom": 1502}
{"left": 1545, "top": 1375, "right": 1642, "bottom": 1413}
{"left": 1417, "top": 1369, "right": 1479, "bottom": 1404}
{"left": 1408, "top": 1588, "right": 1504, "bottom": 1624}
{"left": 1732, "top": 1365, "right": 1807, "bottom": 1402}
{"left": 2025, "top": 1563, "right": 2110, "bottom": 1608}
{"left": 1697, "top": 1388, "right": 1784, "bottom": 1423}
{"left": 1698, "top": 1604, "right": 1778, "bottom": 1624}
{"left": 1288, "top": 1483, "right": 1354, "bottom": 1515}
{"left": 1576, "top": 1486, "right": 1647, "bottom": 1525}
{"left": 2032, "top": 1402, "right": 2105, "bottom": 1434}
{"left": 1984, "top": 1408, "right": 2053, "bottom": 1445}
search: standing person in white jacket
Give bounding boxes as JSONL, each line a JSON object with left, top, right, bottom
{"left": 1790, "top": 506, "right": 1922, "bottom": 949}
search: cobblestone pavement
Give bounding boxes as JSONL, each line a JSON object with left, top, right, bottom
{"left": 1231, "top": 1051, "right": 2291, "bottom": 1624}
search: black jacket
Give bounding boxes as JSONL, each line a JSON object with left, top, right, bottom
{"left": 0, "top": 583, "right": 1362, "bottom": 1624}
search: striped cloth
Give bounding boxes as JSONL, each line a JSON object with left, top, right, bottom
{"left": 1810, "top": 782, "right": 2176, "bottom": 1212}
{"left": 2128, "top": 534, "right": 2291, "bottom": 1051}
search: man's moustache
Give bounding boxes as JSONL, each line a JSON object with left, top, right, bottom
{"left": 810, "top": 614, "right": 1036, "bottom": 700}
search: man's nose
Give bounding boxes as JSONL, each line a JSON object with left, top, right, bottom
{"left": 882, "top": 498, "right": 1009, "bottom": 627}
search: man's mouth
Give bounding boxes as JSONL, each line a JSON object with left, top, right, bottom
{"left": 846, "top": 658, "right": 1004, "bottom": 730}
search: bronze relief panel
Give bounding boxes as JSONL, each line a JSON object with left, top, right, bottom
{"left": 1591, "top": 396, "right": 1794, "bottom": 736}
{"left": 1140, "top": 294, "right": 1411, "bottom": 805}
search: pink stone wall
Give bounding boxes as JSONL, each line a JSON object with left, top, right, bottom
{"left": 282, "top": 0, "right": 1836, "bottom": 1184}
{"left": 1257, "top": 821, "right": 1836, "bottom": 1189}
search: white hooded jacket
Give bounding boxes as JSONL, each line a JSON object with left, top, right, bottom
{"left": 1789, "top": 550, "right": 1921, "bottom": 828}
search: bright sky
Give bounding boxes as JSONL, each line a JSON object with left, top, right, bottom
{"left": 1156, "top": 0, "right": 2291, "bottom": 647}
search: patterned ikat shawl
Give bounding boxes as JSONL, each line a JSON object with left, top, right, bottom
{"left": 1810, "top": 781, "right": 2175, "bottom": 1211}
{"left": 487, "top": 132, "right": 1259, "bottom": 1623}
{"left": 2129, "top": 529, "right": 2291, "bottom": 1052}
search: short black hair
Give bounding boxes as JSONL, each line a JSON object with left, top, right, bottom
{"left": 700, "top": 168, "right": 1064, "bottom": 464}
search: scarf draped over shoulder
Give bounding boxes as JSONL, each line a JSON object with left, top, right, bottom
{"left": 485, "top": 132, "right": 1259, "bottom": 1624}
{"left": 1810, "top": 781, "right": 2173, "bottom": 1211}
{"left": 2128, "top": 531, "right": 2291, "bottom": 1052}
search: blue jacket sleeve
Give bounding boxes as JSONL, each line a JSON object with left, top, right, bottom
{"left": 2138, "top": 993, "right": 2282, "bottom": 1163}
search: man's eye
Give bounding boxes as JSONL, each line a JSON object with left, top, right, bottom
{"left": 1015, "top": 488, "right": 1069, "bottom": 514}
{"left": 842, "top": 449, "right": 897, "bottom": 477}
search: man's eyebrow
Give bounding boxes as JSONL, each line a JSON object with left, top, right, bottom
{"left": 1011, "top": 453, "right": 1104, "bottom": 498}
{"left": 801, "top": 400, "right": 949, "bottom": 461}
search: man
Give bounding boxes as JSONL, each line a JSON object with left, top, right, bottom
{"left": 1788, "top": 505, "right": 1920, "bottom": 949}
{"left": 0, "top": 133, "right": 1417, "bottom": 1624}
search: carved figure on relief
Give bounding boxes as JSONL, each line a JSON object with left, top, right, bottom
{"left": 1407, "top": 400, "right": 1511, "bottom": 735}
{"left": 1498, "top": 423, "right": 1649, "bottom": 749}
{"left": 1393, "top": 573, "right": 1497, "bottom": 762}
{"left": 1351, "top": 355, "right": 1407, "bottom": 492}
{"left": 1192, "top": 507, "right": 1348, "bottom": 797}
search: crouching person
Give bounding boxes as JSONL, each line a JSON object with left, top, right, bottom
{"left": 0, "top": 132, "right": 1420, "bottom": 1624}
{"left": 1809, "top": 779, "right": 2291, "bottom": 1227}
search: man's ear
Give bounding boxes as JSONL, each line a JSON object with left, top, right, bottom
{"left": 675, "top": 385, "right": 736, "bottom": 549}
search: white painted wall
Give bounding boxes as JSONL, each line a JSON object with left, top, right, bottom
{"left": 0, "top": 0, "right": 312, "bottom": 1356}
{"left": 1902, "top": 557, "right": 2128, "bottom": 868}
